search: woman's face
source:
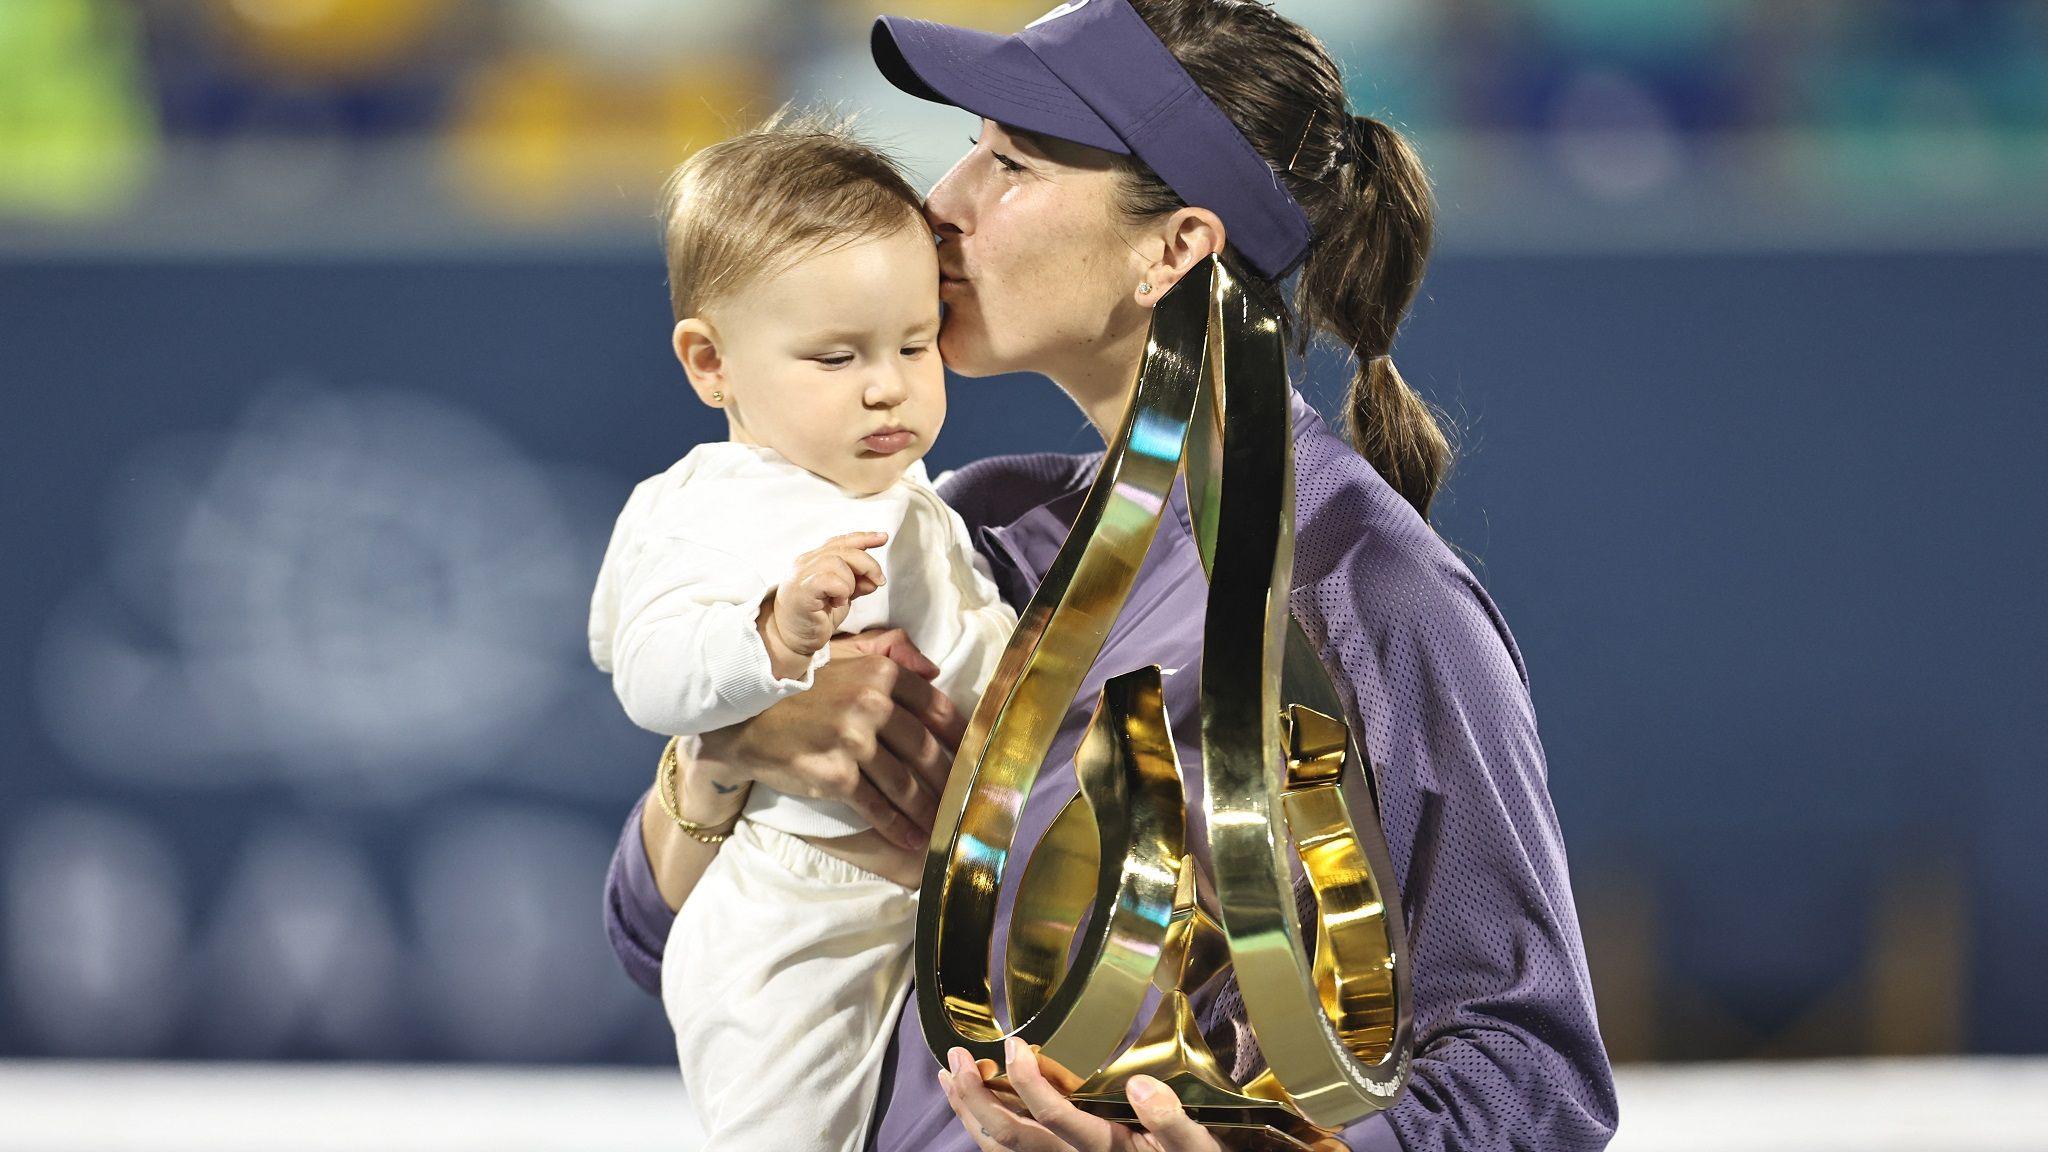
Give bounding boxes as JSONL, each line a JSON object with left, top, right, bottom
{"left": 924, "top": 119, "right": 1152, "bottom": 380}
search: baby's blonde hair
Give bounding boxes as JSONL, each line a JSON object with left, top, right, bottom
{"left": 660, "top": 105, "right": 928, "bottom": 323}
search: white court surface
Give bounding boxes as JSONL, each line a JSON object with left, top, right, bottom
{"left": 0, "top": 1058, "right": 2044, "bottom": 1151}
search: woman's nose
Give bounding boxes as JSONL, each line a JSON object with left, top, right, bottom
{"left": 923, "top": 158, "right": 974, "bottom": 238}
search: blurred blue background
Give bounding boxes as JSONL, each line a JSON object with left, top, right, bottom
{"left": 2, "top": 0, "right": 2043, "bottom": 1071}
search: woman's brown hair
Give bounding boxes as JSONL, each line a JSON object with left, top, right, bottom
{"left": 1117, "top": 0, "right": 1454, "bottom": 519}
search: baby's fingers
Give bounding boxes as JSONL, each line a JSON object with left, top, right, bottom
{"left": 800, "top": 543, "right": 885, "bottom": 598}
{"left": 798, "top": 531, "right": 889, "bottom": 567}
{"left": 799, "top": 564, "right": 857, "bottom": 609}
{"left": 835, "top": 545, "right": 886, "bottom": 594}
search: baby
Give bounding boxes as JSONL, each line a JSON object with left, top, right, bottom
{"left": 586, "top": 109, "right": 1018, "bottom": 1150}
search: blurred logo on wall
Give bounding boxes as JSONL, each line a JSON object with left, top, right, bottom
{"left": 11, "top": 381, "right": 664, "bottom": 1061}
{"left": 38, "top": 382, "right": 590, "bottom": 801}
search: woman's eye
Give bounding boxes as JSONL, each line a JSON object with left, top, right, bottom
{"left": 969, "top": 135, "right": 1024, "bottom": 173}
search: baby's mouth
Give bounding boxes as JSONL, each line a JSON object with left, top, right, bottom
{"left": 861, "top": 429, "right": 915, "bottom": 455}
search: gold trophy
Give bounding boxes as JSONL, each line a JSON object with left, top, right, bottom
{"left": 916, "top": 256, "right": 1413, "bottom": 1147}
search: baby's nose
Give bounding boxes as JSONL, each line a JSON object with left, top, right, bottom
{"left": 865, "top": 367, "right": 912, "bottom": 406}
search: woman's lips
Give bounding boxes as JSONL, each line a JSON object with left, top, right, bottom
{"left": 939, "top": 274, "right": 969, "bottom": 296}
{"left": 862, "top": 430, "right": 914, "bottom": 454}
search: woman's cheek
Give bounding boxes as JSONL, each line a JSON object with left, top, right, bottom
{"left": 937, "top": 305, "right": 978, "bottom": 368}
{"left": 923, "top": 372, "right": 949, "bottom": 440}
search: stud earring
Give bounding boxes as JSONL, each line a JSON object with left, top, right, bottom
{"left": 712, "top": 390, "right": 723, "bottom": 403}
{"left": 1138, "top": 282, "right": 1153, "bottom": 295}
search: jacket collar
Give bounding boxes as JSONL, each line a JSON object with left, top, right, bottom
{"left": 978, "top": 388, "right": 1332, "bottom": 595}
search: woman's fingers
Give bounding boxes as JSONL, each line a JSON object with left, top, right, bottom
{"left": 1030, "top": 1051, "right": 1089, "bottom": 1095}
{"left": 879, "top": 695, "right": 956, "bottom": 797}
{"left": 944, "top": 1047, "right": 1062, "bottom": 1151}
{"left": 939, "top": 1070, "right": 1007, "bottom": 1152}
{"left": 864, "top": 743, "right": 940, "bottom": 833}
{"left": 1124, "top": 1076, "right": 1222, "bottom": 1151}
{"left": 944, "top": 1042, "right": 1229, "bottom": 1152}
{"left": 998, "top": 1046, "right": 1226, "bottom": 1152}
{"left": 1002, "top": 1038, "right": 1124, "bottom": 1152}
{"left": 839, "top": 755, "right": 929, "bottom": 851}
{"left": 832, "top": 627, "right": 941, "bottom": 680}
{"left": 886, "top": 659, "right": 969, "bottom": 749}
{"left": 885, "top": 634, "right": 943, "bottom": 680}
{"left": 730, "top": 649, "right": 960, "bottom": 850}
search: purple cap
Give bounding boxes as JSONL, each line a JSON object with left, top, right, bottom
{"left": 872, "top": 0, "right": 1314, "bottom": 281}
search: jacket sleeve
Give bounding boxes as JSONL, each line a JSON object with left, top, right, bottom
{"left": 1340, "top": 551, "right": 1616, "bottom": 1151}
{"left": 1210, "top": 544, "right": 1618, "bottom": 1151}
{"left": 602, "top": 792, "right": 674, "bottom": 997}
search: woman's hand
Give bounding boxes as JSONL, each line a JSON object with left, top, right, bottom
{"left": 640, "top": 626, "right": 959, "bottom": 911}
{"left": 939, "top": 1041, "right": 1235, "bottom": 1152}
{"left": 695, "top": 626, "right": 965, "bottom": 852}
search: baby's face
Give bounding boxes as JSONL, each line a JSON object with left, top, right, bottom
{"left": 705, "top": 223, "right": 945, "bottom": 495}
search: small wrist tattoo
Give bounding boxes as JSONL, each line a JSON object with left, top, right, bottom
{"left": 712, "top": 781, "right": 742, "bottom": 795}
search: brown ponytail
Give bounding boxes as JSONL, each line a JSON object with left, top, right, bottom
{"left": 1116, "top": 0, "right": 1456, "bottom": 519}
{"left": 1307, "top": 114, "right": 1451, "bottom": 518}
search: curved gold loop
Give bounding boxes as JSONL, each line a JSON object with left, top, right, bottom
{"left": 915, "top": 262, "right": 1218, "bottom": 1068}
{"left": 1002, "top": 666, "right": 1186, "bottom": 1069}
{"left": 918, "top": 256, "right": 1413, "bottom": 1138}
{"left": 1196, "top": 258, "right": 1410, "bottom": 1127}
{"left": 1003, "top": 793, "right": 1096, "bottom": 1026}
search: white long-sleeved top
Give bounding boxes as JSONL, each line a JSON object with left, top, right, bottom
{"left": 589, "top": 441, "right": 1018, "bottom": 838}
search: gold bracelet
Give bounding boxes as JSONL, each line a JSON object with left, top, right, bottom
{"left": 653, "top": 736, "right": 743, "bottom": 845}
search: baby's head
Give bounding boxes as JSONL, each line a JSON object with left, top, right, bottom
{"left": 663, "top": 107, "right": 943, "bottom": 496}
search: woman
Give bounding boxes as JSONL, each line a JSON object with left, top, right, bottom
{"left": 604, "top": 2, "right": 1618, "bottom": 1149}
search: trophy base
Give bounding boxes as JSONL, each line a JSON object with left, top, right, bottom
{"left": 1069, "top": 1091, "right": 1333, "bottom": 1150}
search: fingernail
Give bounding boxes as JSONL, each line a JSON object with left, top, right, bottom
{"left": 949, "top": 1047, "right": 969, "bottom": 1074}
{"left": 1127, "top": 1075, "right": 1160, "bottom": 1104}
{"left": 938, "top": 1070, "right": 953, "bottom": 1092}
{"left": 1005, "top": 1036, "right": 1024, "bottom": 1063}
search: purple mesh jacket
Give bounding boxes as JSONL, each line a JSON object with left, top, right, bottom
{"left": 602, "top": 390, "right": 1618, "bottom": 1151}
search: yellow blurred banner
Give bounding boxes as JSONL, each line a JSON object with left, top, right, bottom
{"left": 205, "top": 0, "right": 456, "bottom": 80}
{"left": 445, "top": 53, "right": 769, "bottom": 219}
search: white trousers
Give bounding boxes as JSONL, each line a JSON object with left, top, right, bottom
{"left": 662, "top": 817, "right": 918, "bottom": 1152}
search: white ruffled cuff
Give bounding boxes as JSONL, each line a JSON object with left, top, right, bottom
{"left": 696, "top": 602, "right": 830, "bottom": 719}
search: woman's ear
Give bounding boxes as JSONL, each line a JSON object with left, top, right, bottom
{"left": 673, "top": 319, "right": 728, "bottom": 408}
{"left": 1136, "top": 207, "right": 1227, "bottom": 307}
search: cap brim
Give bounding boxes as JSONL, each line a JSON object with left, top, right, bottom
{"left": 871, "top": 16, "right": 1131, "bottom": 155}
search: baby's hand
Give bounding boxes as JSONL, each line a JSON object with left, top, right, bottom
{"left": 761, "top": 531, "right": 888, "bottom": 680}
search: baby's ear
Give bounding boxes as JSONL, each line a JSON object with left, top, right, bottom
{"left": 674, "top": 319, "right": 727, "bottom": 408}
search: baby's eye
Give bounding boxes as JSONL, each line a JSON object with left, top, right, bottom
{"left": 901, "top": 345, "right": 930, "bottom": 359}
{"left": 812, "top": 354, "right": 854, "bottom": 368}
